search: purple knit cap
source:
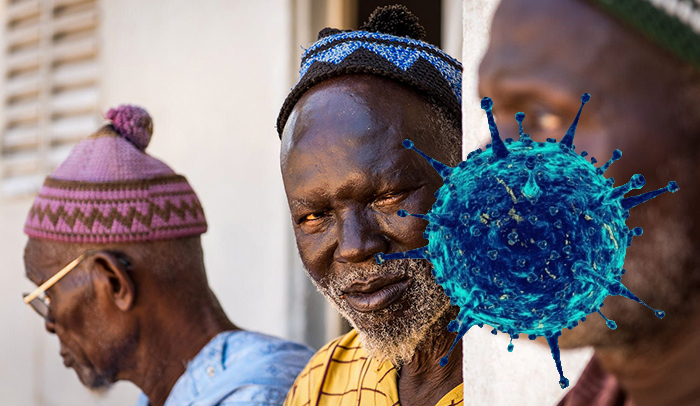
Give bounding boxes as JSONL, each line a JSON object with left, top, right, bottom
{"left": 24, "top": 105, "right": 208, "bottom": 244}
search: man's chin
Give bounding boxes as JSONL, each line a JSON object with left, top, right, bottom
{"left": 310, "top": 258, "right": 453, "bottom": 365}
{"left": 74, "top": 366, "right": 113, "bottom": 391}
{"left": 355, "top": 307, "right": 451, "bottom": 366}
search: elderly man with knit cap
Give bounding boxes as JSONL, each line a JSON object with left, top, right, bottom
{"left": 480, "top": 1, "right": 700, "bottom": 405}
{"left": 278, "top": 6, "right": 464, "bottom": 406}
{"left": 22, "top": 106, "right": 313, "bottom": 406}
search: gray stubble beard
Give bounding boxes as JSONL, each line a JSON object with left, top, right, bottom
{"left": 308, "top": 258, "right": 452, "bottom": 367}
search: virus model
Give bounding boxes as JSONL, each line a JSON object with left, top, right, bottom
{"left": 375, "top": 94, "right": 679, "bottom": 388}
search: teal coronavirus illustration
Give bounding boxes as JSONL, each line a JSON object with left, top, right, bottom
{"left": 375, "top": 94, "right": 679, "bottom": 388}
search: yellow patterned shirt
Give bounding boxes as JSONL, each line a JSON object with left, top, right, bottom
{"left": 284, "top": 330, "right": 464, "bottom": 406}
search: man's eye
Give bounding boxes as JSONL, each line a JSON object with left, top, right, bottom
{"left": 376, "top": 192, "right": 405, "bottom": 204}
{"left": 536, "top": 111, "right": 563, "bottom": 132}
{"left": 302, "top": 212, "right": 326, "bottom": 223}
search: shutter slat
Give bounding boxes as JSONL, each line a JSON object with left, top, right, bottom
{"left": 52, "top": 36, "right": 97, "bottom": 63}
{"left": 55, "top": 0, "right": 95, "bottom": 9}
{"left": 52, "top": 60, "right": 98, "bottom": 90}
{"left": 6, "top": 48, "right": 41, "bottom": 73}
{"left": 50, "top": 87, "right": 99, "bottom": 116}
{"left": 6, "top": 23, "right": 40, "bottom": 49}
{"left": 3, "top": 125, "right": 40, "bottom": 150}
{"left": 3, "top": 0, "right": 100, "bottom": 199}
{"left": 51, "top": 114, "right": 99, "bottom": 143}
{"left": 6, "top": 0, "right": 40, "bottom": 24}
{"left": 53, "top": 8, "right": 97, "bottom": 35}
{"left": 5, "top": 74, "right": 41, "bottom": 100}
{"left": 5, "top": 100, "right": 41, "bottom": 125}
{"left": 1, "top": 150, "right": 41, "bottom": 177}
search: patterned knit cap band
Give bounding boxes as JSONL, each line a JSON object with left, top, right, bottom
{"left": 24, "top": 105, "right": 208, "bottom": 244}
{"left": 276, "top": 5, "right": 463, "bottom": 138}
{"left": 591, "top": 0, "right": 700, "bottom": 67}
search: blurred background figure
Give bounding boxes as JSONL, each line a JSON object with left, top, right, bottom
{"left": 22, "top": 105, "right": 313, "bottom": 406}
{"left": 0, "top": 1, "right": 461, "bottom": 405}
{"left": 479, "top": 0, "right": 700, "bottom": 405}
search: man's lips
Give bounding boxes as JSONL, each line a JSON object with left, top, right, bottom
{"left": 342, "top": 276, "right": 411, "bottom": 312}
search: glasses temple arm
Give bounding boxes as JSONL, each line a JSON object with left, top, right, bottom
{"left": 23, "top": 254, "right": 87, "bottom": 304}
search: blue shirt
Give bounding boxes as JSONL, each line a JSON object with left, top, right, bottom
{"left": 136, "top": 330, "right": 314, "bottom": 406}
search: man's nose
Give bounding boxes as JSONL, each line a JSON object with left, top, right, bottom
{"left": 334, "top": 210, "right": 389, "bottom": 264}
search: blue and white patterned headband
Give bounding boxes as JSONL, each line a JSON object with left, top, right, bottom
{"left": 277, "top": 5, "right": 463, "bottom": 137}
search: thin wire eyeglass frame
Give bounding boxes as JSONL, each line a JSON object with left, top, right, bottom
{"left": 22, "top": 251, "right": 95, "bottom": 318}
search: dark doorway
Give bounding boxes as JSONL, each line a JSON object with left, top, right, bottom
{"left": 356, "top": 1, "right": 442, "bottom": 47}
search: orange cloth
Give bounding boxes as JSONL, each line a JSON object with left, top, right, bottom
{"left": 284, "top": 329, "right": 463, "bottom": 406}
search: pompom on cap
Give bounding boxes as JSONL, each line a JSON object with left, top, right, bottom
{"left": 359, "top": 4, "right": 426, "bottom": 40}
{"left": 318, "top": 27, "right": 347, "bottom": 40}
{"left": 105, "top": 105, "right": 154, "bottom": 151}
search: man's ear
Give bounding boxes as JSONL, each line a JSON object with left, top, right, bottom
{"left": 89, "top": 251, "right": 136, "bottom": 311}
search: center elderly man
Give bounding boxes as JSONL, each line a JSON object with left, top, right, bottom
{"left": 22, "top": 106, "right": 313, "bottom": 406}
{"left": 277, "top": 6, "right": 464, "bottom": 406}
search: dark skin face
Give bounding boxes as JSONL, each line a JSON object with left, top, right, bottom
{"left": 24, "top": 241, "right": 138, "bottom": 389}
{"left": 282, "top": 78, "right": 443, "bottom": 291}
{"left": 281, "top": 75, "right": 463, "bottom": 406}
{"left": 481, "top": 0, "right": 700, "bottom": 404}
{"left": 24, "top": 237, "right": 235, "bottom": 406}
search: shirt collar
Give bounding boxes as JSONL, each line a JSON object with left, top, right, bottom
{"left": 136, "top": 331, "right": 237, "bottom": 406}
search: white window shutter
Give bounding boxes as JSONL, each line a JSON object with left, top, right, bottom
{"left": 2, "top": 0, "right": 101, "bottom": 199}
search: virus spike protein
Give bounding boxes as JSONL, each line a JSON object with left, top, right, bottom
{"left": 621, "top": 182, "right": 679, "bottom": 210}
{"left": 402, "top": 140, "right": 452, "bottom": 178}
{"left": 515, "top": 112, "right": 526, "bottom": 137}
{"left": 560, "top": 93, "right": 590, "bottom": 148}
{"left": 481, "top": 97, "right": 509, "bottom": 158}
{"left": 375, "top": 94, "right": 679, "bottom": 388}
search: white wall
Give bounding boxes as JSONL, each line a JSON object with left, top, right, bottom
{"left": 100, "top": 0, "right": 294, "bottom": 339}
{"left": 461, "top": 1, "right": 593, "bottom": 405}
{"left": 0, "top": 0, "right": 298, "bottom": 404}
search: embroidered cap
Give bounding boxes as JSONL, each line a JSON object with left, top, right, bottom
{"left": 276, "top": 5, "right": 463, "bottom": 137}
{"left": 24, "top": 105, "right": 208, "bottom": 244}
{"left": 592, "top": 0, "right": 700, "bottom": 67}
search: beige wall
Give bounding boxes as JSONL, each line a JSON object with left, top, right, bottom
{"left": 461, "top": 1, "right": 594, "bottom": 405}
{"left": 100, "top": 0, "right": 294, "bottom": 340}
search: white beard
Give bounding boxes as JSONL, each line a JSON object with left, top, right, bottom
{"left": 307, "top": 258, "right": 452, "bottom": 366}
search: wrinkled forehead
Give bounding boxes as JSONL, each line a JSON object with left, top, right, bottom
{"left": 484, "top": 0, "right": 616, "bottom": 87}
{"left": 483, "top": 0, "right": 685, "bottom": 98}
{"left": 281, "top": 76, "right": 421, "bottom": 151}
{"left": 280, "top": 76, "right": 435, "bottom": 182}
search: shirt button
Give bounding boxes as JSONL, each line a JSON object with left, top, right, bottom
{"left": 206, "top": 366, "right": 216, "bottom": 377}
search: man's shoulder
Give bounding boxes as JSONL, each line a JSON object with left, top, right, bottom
{"left": 187, "top": 330, "right": 314, "bottom": 406}
{"left": 299, "top": 329, "right": 364, "bottom": 375}
{"left": 284, "top": 330, "right": 387, "bottom": 406}
{"left": 222, "top": 330, "right": 314, "bottom": 367}
{"left": 316, "top": 329, "right": 363, "bottom": 358}
{"left": 137, "top": 331, "right": 314, "bottom": 406}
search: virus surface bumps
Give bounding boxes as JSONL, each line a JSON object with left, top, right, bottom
{"left": 375, "top": 94, "right": 679, "bottom": 388}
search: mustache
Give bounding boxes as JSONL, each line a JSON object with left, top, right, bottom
{"left": 321, "top": 258, "right": 426, "bottom": 293}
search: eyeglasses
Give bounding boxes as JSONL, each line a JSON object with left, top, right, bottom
{"left": 23, "top": 252, "right": 94, "bottom": 319}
